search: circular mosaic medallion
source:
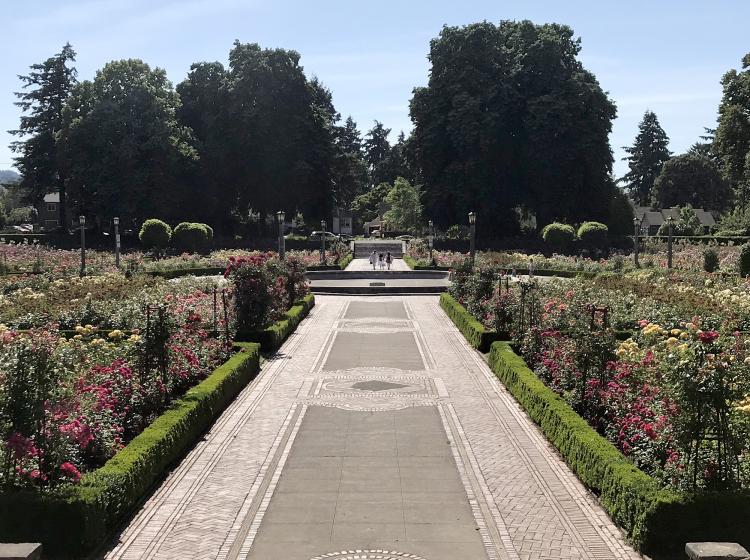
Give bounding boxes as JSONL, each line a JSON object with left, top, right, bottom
{"left": 309, "top": 552, "right": 428, "bottom": 560}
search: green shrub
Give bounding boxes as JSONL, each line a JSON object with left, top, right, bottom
{"left": 236, "top": 294, "right": 315, "bottom": 351}
{"left": 172, "top": 222, "right": 211, "bottom": 254}
{"left": 439, "top": 293, "right": 498, "bottom": 351}
{"left": 541, "top": 222, "right": 575, "bottom": 252}
{"left": 577, "top": 221, "right": 608, "bottom": 251}
{"left": 139, "top": 219, "right": 172, "bottom": 254}
{"left": 0, "top": 343, "right": 260, "bottom": 557}
{"left": 703, "top": 247, "right": 719, "bottom": 273}
{"left": 741, "top": 244, "right": 750, "bottom": 277}
{"left": 487, "top": 342, "right": 750, "bottom": 556}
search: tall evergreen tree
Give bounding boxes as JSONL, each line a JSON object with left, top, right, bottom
{"left": 9, "top": 43, "right": 77, "bottom": 227}
{"left": 714, "top": 54, "right": 750, "bottom": 209}
{"left": 331, "top": 116, "right": 367, "bottom": 207}
{"left": 620, "top": 110, "right": 671, "bottom": 207}
{"left": 363, "top": 121, "right": 391, "bottom": 170}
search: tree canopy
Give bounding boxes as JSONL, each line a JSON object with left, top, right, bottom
{"left": 410, "top": 20, "right": 617, "bottom": 235}
{"left": 383, "top": 177, "right": 423, "bottom": 233}
{"left": 58, "top": 59, "right": 197, "bottom": 225}
{"left": 10, "top": 43, "right": 77, "bottom": 226}
{"left": 621, "top": 110, "right": 671, "bottom": 207}
{"left": 651, "top": 153, "right": 731, "bottom": 212}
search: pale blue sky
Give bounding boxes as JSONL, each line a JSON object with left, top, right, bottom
{"left": 1, "top": 0, "right": 748, "bottom": 178}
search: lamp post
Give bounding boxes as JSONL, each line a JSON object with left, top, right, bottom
{"left": 428, "top": 219, "right": 434, "bottom": 264}
{"left": 633, "top": 216, "right": 639, "bottom": 268}
{"left": 320, "top": 219, "right": 326, "bottom": 264}
{"left": 468, "top": 212, "right": 476, "bottom": 268}
{"left": 277, "top": 211, "right": 286, "bottom": 260}
{"left": 667, "top": 215, "right": 674, "bottom": 269}
{"left": 113, "top": 217, "right": 121, "bottom": 269}
{"left": 79, "top": 215, "right": 86, "bottom": 277}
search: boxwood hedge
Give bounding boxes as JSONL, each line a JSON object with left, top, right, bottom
{"left": 236, "top": 294, "right": 315, "bottom": 352}
{"left": 0, "top": 342, "right": 260, "bottom": 558}
{"left": 488, "top": 341, "right": 750, "bottom": 556}
{"left": 439, "top": 293, "right": 503, "bottom": 351}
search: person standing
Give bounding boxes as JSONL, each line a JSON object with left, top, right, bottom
{"left": 378, "top": 253, "right": 385, "bottom": 270}
{"left": 528, "top": 257, "right": 535, "bottom": 279}
{"left": 369, "top": 250, "right": 376, "bottom": 270}
{"left": 386, "top": 252, "right": 392, "bottom": 270}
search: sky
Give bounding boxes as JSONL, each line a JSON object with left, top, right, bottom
{"left": 1, "top": 0, "right": 748, "bottom": 179}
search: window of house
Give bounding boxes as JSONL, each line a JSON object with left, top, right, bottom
{"left": 47, "top": 204, "right": 57, "bottom": 212}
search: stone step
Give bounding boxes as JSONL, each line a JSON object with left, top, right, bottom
{"left": 354, "top": 241, "right": 404, "bottom": 258}
{"left": 305, "top": 270, "right": 448, "bottom": 280}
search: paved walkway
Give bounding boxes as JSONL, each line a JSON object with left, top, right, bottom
{"left": 345, "top": 257, "right": 411, "bottom": 271}
{"left": 103, "top": 296, "right": 641, "bottom": 560}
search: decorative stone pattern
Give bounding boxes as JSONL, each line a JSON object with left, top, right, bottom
{"left": 103, "top": 295, "right": 642, "bottom": 560}
{"left": 309, "top": 552, "right": 428, "bottom": 560}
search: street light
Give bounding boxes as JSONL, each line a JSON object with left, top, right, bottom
{"left": 633, "top": 216, "right": 640, "bottom": 268}
{"left": 667, "top": 215, "right": 674, "bottom": 269}
{"left": 113, "top": 217, "right": 121, "bottom": 269}
{"left": 468, "top": 211, "right": 476, "bottom": 268}
{"left": 79, "top": 215, "right": 86, "bottom": 277}
{"left": 277, "top": 210, "right": 286, "bottom": 260}
{"left": 320, "top": 219, "right": 327, "bottom": 264}
{"left": 428, "top": 220, "right": 434, "bottom": 264}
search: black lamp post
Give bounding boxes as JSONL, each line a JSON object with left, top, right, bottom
{"left": 79, "top": 215, "right": 86, "bottom": 277}
{"left": 114, "top": 217, "right": 121, "bottom": 269}
{"left": 428, "top": 219, "right": 434, "bottom": 263}
{"left": 468, "top": 211, "right": 476, "bottom": 268}
{"left": 667, "top": 215, "right": 674, "bottom": 269}
{"left": 277, "top": 210, "right": 286, "bottom": 260}
{"left": 633, "top": 216, "right": 639, "bottom": 268}
{"left": 320, "top": 219, "right": 326, "bottom": 264}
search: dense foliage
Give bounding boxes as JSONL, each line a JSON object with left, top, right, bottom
{"left": 620, "top": 110, "right": 671, "bottom": 207}
{"left": 449, "top": 266, "right": 750, "bottom": 492}
{"left": 410, "top": 21, "right": 618, "bottom": 235}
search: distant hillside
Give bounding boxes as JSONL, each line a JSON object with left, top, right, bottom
{"left": 0, "top": 170, "right": 20, "bottom": 184}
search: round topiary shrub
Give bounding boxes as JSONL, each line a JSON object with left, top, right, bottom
{"left": 541, "top": 222, "right": 576, "bottom": 252}
{"left": 703, "top": 247, "right": 719, "bottom": 273}
{"left": 577, "top": 221, "right": 609, "bottom": 252}
{"left": 172, "top": 222, "right": 211, "bottom": 254}
{"left": 740, "top": 243, "right": 750, "bottom": 277}
{"left": 139, "top": 219, "right": 172, "bottom": 255}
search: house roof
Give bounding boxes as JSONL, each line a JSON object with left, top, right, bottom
{"left": 43, "top": 193, "right": 60, "bottom": 203}
{"left": 363, "top": 218, "right": 382, "bottom": 228}
{"left": 634, "top": 204, "right": 716, "bottom": 229}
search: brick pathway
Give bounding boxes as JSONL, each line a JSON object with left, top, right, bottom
{"left": 103, "top": 296, "right": 641, "bottom": 560}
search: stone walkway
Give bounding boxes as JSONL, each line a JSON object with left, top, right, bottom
{"left": 345, "top": 257, "right": 411, "bottom": 271}
{"left": 103, "top": 296, "right": 641, "bottom": 560}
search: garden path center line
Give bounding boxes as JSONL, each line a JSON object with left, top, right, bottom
{"left": 103, "top": 295, "right": 641, "bottom": 560}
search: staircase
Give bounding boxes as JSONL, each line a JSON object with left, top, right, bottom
{"left": 354, "top": 240, "right": 404, "bottom": 258}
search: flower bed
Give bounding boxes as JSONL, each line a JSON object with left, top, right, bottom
{"left": 0, "top": 342, "right": 260, "bottom": 557}
{"left": 444, "top": 264, "right": 750, "bottom": 553}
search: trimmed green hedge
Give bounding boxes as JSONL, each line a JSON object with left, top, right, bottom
{"left": 488, "top": 342, "right": 750, "bottom": 556}
{"left": 439, "top": 293, "right": 503, "bottom": 351}
{"left": 146, "top": 266, "right": 225, "bottom": 279}
{"left": 305, "top": 253, "right": 354, "bottom": 271}
{"left": 0, "top": 342, "right": 260, "bottom": 558}
{"left": 236, "top": 294, "right": 315, "bottom": 352}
